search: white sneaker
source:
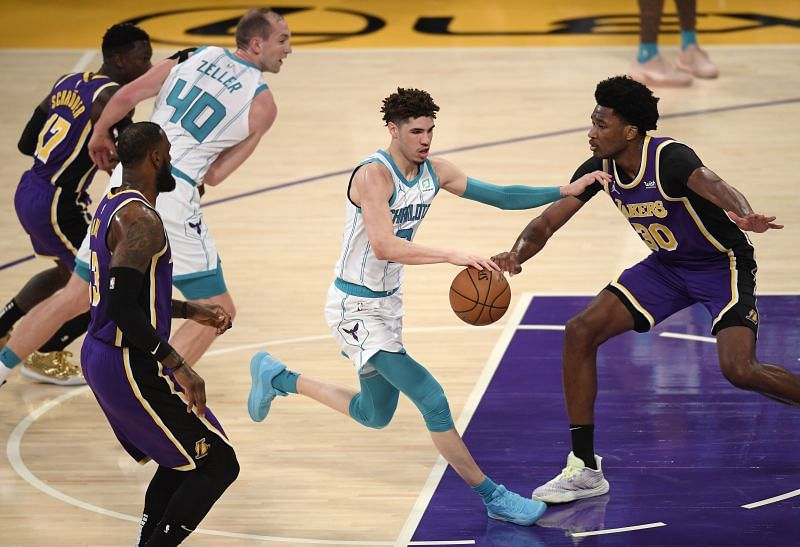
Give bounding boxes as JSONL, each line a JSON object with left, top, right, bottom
{"left": 532, "top": 452, "right": 610, "bottom": 503}
{"left": 675, "top": 44, "right": 719, "bottom": 79}
{"left": 629, "top": 55, "right": 693, "bottom": 87}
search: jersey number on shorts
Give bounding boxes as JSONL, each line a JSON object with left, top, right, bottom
{"left": 35, "top": 113, "right": 71, "bottom": 163}
{"left": 631, "top": 222, "right": 678, "bottom": 251}
{"left": 165, "top": 79, "right": 227, "bottom": 143}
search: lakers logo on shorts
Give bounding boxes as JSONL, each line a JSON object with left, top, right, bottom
{"left": 195, "top": 438, "right": 210, "bottom": 460}
{"left": 746, "top": 309, "right": 759, "bottom": 325}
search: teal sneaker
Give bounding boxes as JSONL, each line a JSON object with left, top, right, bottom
{"left": 485, "top": 485, "right": 547, "bottom": 526}
{"left": 247, "top": 352, "right": 288, "bottom": 422}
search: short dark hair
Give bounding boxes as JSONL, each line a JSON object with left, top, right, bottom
{"left": 235, "top": 8, "right": 281, "bottom": 49}
{"left": 381, "top": 88, "right": 440, "bottom": 126}
{"left": 595, "top": 76, "right": 659, "bottom": 136}
{"left": 117, "top": 122, "right": 164, "bottom": 167}
{"left": 102, "top": 24, "right": 150, "bottom": 59}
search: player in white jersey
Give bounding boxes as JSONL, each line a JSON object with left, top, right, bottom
{"left": 0, "top": 8, "right": 291, "bottom": 388}
{"left": 247, "top": 88, "right": 610, "bottom": 526}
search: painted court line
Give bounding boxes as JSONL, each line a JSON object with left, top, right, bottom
{"left": 742, "top": 489, "right": 800, "bottom": 509}
{"left": 6, "top": 331, "right": 484, "bottom": 546}
{"left": 571, "top": 522, "right": 667, "bottom": 537}
{"left": 394, "top": 293, "right": 534, "bottom": 547}
{"left": 659, "top": 332, "right": 716, "bottom": 343}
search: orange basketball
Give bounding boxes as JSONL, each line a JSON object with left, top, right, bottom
{"left": 449, "top": 267, "right": 511, "bottom": 326}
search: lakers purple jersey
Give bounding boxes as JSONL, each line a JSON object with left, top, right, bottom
{"left": 30, "top": 72, "right": 118, "bottom": 193}
{"left": 87, "top": 189, "right": 173, "bottom": 346}
{"left": 600, "top": 136, "right": 753, "bottom": 264}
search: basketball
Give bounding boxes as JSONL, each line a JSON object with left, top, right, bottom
{"left": 449, "top": 267, "right": 511, "bottom": 326}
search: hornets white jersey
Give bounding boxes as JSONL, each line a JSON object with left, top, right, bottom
{"left": 150, "top": 46, "right": 268, "bottom": 186}
{"left": 334, "top": 150, "right": 439, "bottom": 293}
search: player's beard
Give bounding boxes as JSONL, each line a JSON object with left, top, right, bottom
{"left": 157, "top": 162, "right": 176, "bottom": 193}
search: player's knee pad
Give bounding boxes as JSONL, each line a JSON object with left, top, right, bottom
{"left": 349, "top": 390, "right": 399, "bottom": 429}
{"left": 418, "top": 385, "right": 454, "bottom": 433}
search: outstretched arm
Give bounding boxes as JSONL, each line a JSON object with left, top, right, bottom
{"left": 492, "top": 196, "right": 586, "bottom": 275}
{"left": 687, "top": 167, "right": 783, "bottom": 232}
{"left": 106, "top": 203, "right": 207, "bottom": 415}
{"left": 354, "top": 163, "right": 498, "bottom": 270}
{"left": 432, "top": 156, "right": 610, "bottom": 209}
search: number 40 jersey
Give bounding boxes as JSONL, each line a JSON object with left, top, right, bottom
{"left": 150, "top": 46, "right": 268, "bottom": 187}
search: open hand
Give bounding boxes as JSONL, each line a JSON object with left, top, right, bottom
{"left": 727, "top": 211, "right": 783, "bottom": 233}
{"left": 561, "top": 170, "right": 612, "bottom": 197}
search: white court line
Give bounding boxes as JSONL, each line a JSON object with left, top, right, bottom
{"left": 517, "top": 324, "right": 564, "bottom": 331}
{"left": 71, "top": 50, "right": 95, "bottom": 72}
{"left": 742, "top": 489, "right": 800, "bottom": 509}
{"left": 659, "top": 332, "right": 716, "bottom": 343}
{"left": 205, "top": 325, "right": 504, "bottom": 357}
{"left": 7, "top": 326, "right": 491, "bottom": 545}
{"left": 571, "top": 522, "right": 667, "bottom": 537}
{"left": 394, "top": 293, "right": 535, "bottom": 547}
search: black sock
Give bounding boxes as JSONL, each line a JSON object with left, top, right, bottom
{"left": 38, "top": 312, "right": 90, "bottom": 352}
{"left": 570, "top": 424, "right": 597, "bottom": 469}
{"left": 0, "top": 299, "right": 26, "bottom": 338}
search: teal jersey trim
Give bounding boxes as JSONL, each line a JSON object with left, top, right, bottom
{"left": 224, "top": 48, "right": 260, "bottom": 70}
{"left": 376, "top": 150, "right": 423, "bottom": 188}
{"left": 463, "top": 177, "right": 562, "bottom": 210}
{"left": 335, "top": 278, "right": 399, "bottom": 298}
{"left": 254, "top": 83, "right": 269, "bottom": 98}
{"left": 171, "top": 166, "right": 197, "bottom": 186}
{"left": 427, "top": 159, "right": 440, "bottom": 195}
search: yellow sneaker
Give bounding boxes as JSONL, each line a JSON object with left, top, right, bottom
{"left": 22, "top": 350, "right": 86, "bottom": 386}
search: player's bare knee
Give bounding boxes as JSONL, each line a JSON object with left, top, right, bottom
{"left": 720, "top": 355, "right": 758, "bottom": 389}
{"left": 565, "top": 314, "right": 602, "bottom": 349}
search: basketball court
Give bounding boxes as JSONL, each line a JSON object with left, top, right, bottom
{"left": 1, "top": 1, "right": 798, "bottom": 545}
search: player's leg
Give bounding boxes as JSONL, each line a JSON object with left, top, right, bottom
{"left": 0, "top": 260, "right": 71, "bottom": 337}
{"left": 534, "top": 257, "right": 691, "bottom": 503}
{"left": 0, "top": 272, "right": 89, "bottom": 386}
{"left": 141, "top": 438, "right": 239, "bottom": 547}
{"left": 716, "top": 327, "right": 800, "bottom": 406}
{"left": 170, "top": 290, "right": 236, "bottom": 365}
{"left": 83, "top": 340, "right": 239, "bottom": 545}
{"left": 630, "top": 0, "right": 693, "bottom": 86}
{"left": 673, "top": 0, "right": 718, "bottom": 77}
{"left": 369, "top": 350, "right": 545, "bottom": 525}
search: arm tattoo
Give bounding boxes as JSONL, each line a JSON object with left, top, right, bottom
{"left": 110, "top": 206, "right": 167, "bottom": 272}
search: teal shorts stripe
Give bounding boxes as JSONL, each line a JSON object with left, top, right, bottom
{"left": 172, "top": 258, "right": 228, "bottom": 299}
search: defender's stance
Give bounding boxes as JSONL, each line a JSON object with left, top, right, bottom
{"left": 83, "top": 122, "right": 235, "bottom": 546}
{"left": 493, "top": 76, "right": 798, "bottom": 504}
{"left": 247, "top": 88, "right": 610, "bottom": 526}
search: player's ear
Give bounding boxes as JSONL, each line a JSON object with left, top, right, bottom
{"left": 387, "top": 121, "right": 399, "bottom": 140}
{"left": 625, "top": 124, "right": 638, "bottom": 141}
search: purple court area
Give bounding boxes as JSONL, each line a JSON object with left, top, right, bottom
{"left": 411, "top": 295, "right": 800, "bottom": 546}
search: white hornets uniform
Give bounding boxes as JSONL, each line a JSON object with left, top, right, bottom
{"left": 326, "top": 150, "right": 439, "bottom": 373}
{"left": 77, "top": 46, "right": 268, "bottom": 298}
